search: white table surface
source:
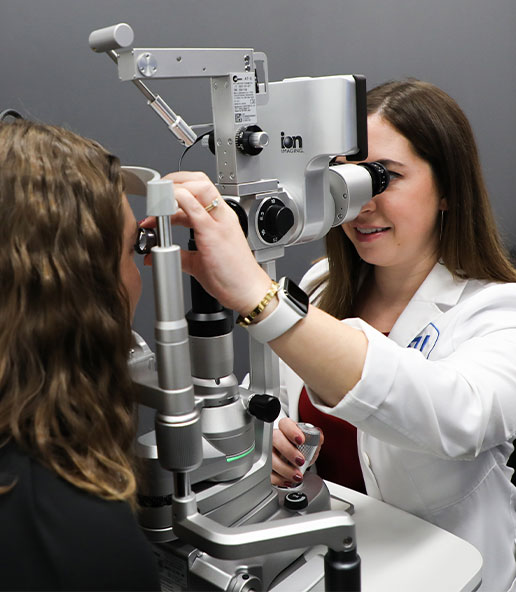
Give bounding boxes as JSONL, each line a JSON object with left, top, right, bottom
{"left": 325, "top": 481, "right": 483, "bottom": 592}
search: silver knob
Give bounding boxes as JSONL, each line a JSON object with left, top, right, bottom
{"left": 249, "top": 131, "right": 269, "bottom": 149}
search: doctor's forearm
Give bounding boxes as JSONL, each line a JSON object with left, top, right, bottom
{"left": 268, "top": 306, "right": 368, "bottom": 407}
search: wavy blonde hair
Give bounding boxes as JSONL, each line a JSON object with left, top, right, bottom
{"left": 319, "top": 79, "right": 516, "bottom": 318}
{"left": 0, "top": 121, "right": 138, "bottom": 504}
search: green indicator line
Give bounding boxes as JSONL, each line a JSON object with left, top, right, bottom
{"left": 226, "top": 445, "right": 255, "bottom": 463}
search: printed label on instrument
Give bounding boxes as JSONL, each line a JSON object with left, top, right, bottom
{"left": 231, "top": 72, "right": 257, "bottom": 124}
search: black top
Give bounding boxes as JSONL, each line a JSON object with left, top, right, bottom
{"left": 0, "top": 440, "right": 161, "bottom": 591}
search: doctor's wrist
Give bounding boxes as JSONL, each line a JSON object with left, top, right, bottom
{"left": 236, "top": 281, "right": 280, "bottom": 327}
{"left": 237, "top": 277, "right": 309, "bottom": 343}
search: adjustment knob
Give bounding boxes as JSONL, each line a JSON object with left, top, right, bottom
{"left": 236, "top": 125, "right": 269, "bottom": 155}
{"left": 264, "top": 203, "right": 294, "bottom": 236}
{"left": 284, "top": 491, "right": 308, "bottom": 511}
{"left": 248, "top": 131, "right": 269, "bottom": 150}
{"left": 225, "top": 199, "right": 249, "bottom": 237}
{"left": 247, "top": 394, "right": 281, "bottom": 423}
{"left": 257, "top": 198, "right": 295, "bottom": 244}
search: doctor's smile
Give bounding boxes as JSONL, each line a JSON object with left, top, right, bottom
{"left": 353, "top": 225, "right": 391, "bottom": 241}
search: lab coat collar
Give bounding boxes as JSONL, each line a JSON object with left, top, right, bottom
{"left": 388, "top": 262, "right": 468, "bottom": 347}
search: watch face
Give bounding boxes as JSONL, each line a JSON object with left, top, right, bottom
{"left": 283, "top": 278, "right": 309, "bottom": 314}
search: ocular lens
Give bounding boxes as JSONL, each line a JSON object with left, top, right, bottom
{"left": 135, "top": 227, "right": 157, "bottom": 254}
{"left": 358, "top": 161, "right": 390, "bottom": 196}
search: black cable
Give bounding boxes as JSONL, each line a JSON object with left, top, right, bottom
{"left": 178, "top": 130, "right": 213, "bottom": 171}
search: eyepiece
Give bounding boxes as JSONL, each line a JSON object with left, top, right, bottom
{"left": 329, "top": 160, "right": 391, "bottom": 226}
{"left": 135, "top": 227, "right": 157, "bottom": 254}
{"left": 357, "top": 161, "right": 390, "bottom": 196}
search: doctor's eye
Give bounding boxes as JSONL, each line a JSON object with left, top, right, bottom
{"left": 387, "top": 170, "right": 402, "bottom": 181}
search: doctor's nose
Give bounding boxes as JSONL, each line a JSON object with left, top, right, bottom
{"left": 358, "top": 196, "right": 377, "bottom": 215}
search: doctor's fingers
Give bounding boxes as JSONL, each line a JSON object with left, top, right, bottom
{"left": 278, "top": 417, "right": 324, "bottom": 467}
{"left": 173, "top": 186, "right": 244, "bottom": 244}
{"left": 164, "top": 170, "right": 213, "bottom": 185}
{"left": 164, "top": 173, "right": 233, "bottom": 221}
{"left": 271, "top": 451, "right": 304, "bottom": 487}
{"left": 273, "top": 427, "right": 306, "bottom": 467}
{"left": 278, "top": 417, "right": 306, "bottom": 447}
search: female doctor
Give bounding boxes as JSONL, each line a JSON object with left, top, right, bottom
{"left": 155, "top": 79, "right": 516, "bottom": 591}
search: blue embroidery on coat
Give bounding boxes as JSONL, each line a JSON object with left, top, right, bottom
{"left": 407, "top": 322, "right": 440, "bottom": 358}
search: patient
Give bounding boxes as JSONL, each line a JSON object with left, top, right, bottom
{"left": 0, "top": 120, "right": 160, "bottom": 590}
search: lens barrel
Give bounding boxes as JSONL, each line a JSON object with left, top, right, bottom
{"left": 357, "top": 161, "right": 390, "bottom": 196}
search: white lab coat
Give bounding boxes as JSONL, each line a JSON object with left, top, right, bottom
{"left": 279, "top": 259, "right": 516, "bottom": 592}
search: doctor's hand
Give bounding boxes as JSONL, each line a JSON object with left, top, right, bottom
{"left": 141, "top": 171, "right": 272, "bottom": 317}
{"left": 271, "top": 417, "right": 324, "bottom": 487}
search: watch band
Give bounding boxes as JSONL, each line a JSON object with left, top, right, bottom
{"left": 246, "top": 277, "right": 308, "bottom": 343}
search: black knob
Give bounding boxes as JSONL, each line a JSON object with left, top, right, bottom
{"left": 284, "top": 491, "right": 308, "bottom": 511}
{"left": 248, "top": 394, "right": 281, "bottom": 423}
{"left": 225, "top": 198, "right": 249, "bottom": 237}
{"left": 264, "top": 203, "right": 294, "bottom": 237}
{"left": 257, "top": 198, "right": 295, "bottom": 243}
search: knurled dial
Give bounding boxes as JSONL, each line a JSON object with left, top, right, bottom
{"left": 256, "top": 197, "right": 294, "bottom": 244}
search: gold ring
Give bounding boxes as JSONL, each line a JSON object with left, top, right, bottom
{"left": 204, "top": 198, "right": 220, "bottom": 213}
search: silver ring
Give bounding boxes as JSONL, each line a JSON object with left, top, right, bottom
{"left": 204, "top": 198, "right": 220, "bottom": 213}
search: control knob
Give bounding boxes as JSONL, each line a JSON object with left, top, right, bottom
{"left": 257, "top": 197, "right": 294, "bottom": 243}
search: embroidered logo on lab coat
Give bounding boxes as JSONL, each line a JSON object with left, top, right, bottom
{"left": 407, "top": 323, "right": 440, "bottom": 358}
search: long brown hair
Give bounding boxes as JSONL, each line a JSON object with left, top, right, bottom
{"left": 0, "top": 120, "right": 138, "bottom": 504}
{"left": 319, "top": 78, "right": 516, "bottom": 318}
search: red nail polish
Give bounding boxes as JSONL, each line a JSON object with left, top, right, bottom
{"left": 295, "top": 457, "right": 305, "bottom": 467}
{"left": 295, "top": 436, "right": 303, "bottom": 445}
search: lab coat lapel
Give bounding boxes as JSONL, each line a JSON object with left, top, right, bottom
{"left": 388, "top": 262, "right": 468, "bottom": 347}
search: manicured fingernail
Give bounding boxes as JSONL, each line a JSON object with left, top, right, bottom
{"left": 295, "top": 457, "right": 305, "bottom": 467}
{"left": 293, "top": 473, "right": 303, "bottom": 482}
{"left": 138, "top": 218, "right": 147, "bottom": 225}
{"left": 295, "top": 436, "right": 303, "bottom": 445}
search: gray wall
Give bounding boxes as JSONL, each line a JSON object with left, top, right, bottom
{"left": 1, "top": 0, "right": 515, "bottom": 380}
